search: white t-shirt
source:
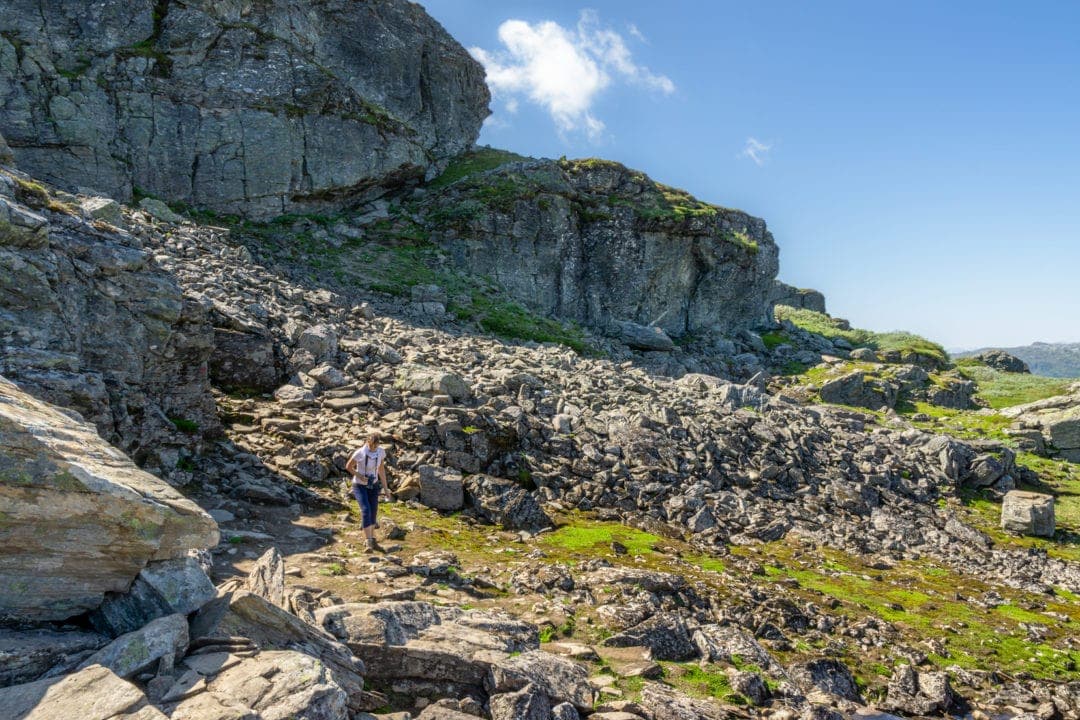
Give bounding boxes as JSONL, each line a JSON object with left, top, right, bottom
{"left": 350, "top": 444, "right": 385, "bottom": 485}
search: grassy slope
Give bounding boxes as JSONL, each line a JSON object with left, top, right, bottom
{"left": 775, "top": 306, "right": 948, "bottom": 365}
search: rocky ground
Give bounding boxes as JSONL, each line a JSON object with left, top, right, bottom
{"left": 3, "top": 147, "right": 1080, "bottom": 719}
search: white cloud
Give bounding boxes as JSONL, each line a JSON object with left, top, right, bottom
{"left": 470, "top": 11, "right": 675, "bottom": 140}
{"left": 627, "top": 23, "right": 647, "bottom": 44}
{"left": 740, "top": 137, "right": 773, "bottom": 166}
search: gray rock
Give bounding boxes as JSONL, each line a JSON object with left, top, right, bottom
{"left": 730, "top": 670, "right": 769, "bottom": 705}
{"left": 818, "top": 371, "right": 896, "bottom": 409}
{"left": 640, "top": 682, "right": 733, "bottom": 720}
{"left": 0, "top": 131, "right": 12, "bottom": 165}
{"left": 316, "top": 602, "right": 533, "bottom": 691}
{"left": 771, "top": 282, "right": 827, "bottom": 313}
{"left": 191, "top": 590, "right": 365, "bottom": 714}
{"left": 0, "top": 627, "right": 108, "bottom": 687}
{"left": 90, "top": 556, "right": 217, "bottom": 636}
{"left": 1001, "top": 490, "right": 1055, "bottom": 537}
{"left": 274, "top": 383, "right": 315, "bottom": 408}
{"left": 602, "top": 613, "right": 697, "bottom": 661}
{"left": 0, "top": 378, "right": 218, "bottom": 624}
{"left": 79, "top": 613, "right": 188, "bottom": 679}
{"left": 80, "top": 196, "right": 123, "bottom": 225}
{"left": 209, "top": 329, "right": 284, "bottom": 392}
{"left": 883, "top": 664, "right": 955, "bottom": 715}
{"left": 973, "top": 349, "right": 1030, "bottom": 373}
{"left": 419, "top": 464, "right": 465, "bottom": 511}
{"left": 788, "top": 658, "right": 862, "bottom": 703}
{"left": 244, "top": 547, "right": 286, "bottom": 608}
{"left": 298, "top": 324, "right": 339, "bottom": 360}
{"left": 396, "top": 366, "right": 470, "bottom": 400}
{"left": 308, "top": 364, "right": 347, "bottom": 389}
{"left": 163, "top": 650, "right": 349, "bottom": 720}
{"left": 0, "top": 664, "right": 164, "bottom": 720}
{"left": 0, "top": 0, "right": 489, "bottom": 218}
{"left": 138, "top": 198, "right": 183, "bottom": 224}
{"left": 464, "top": 474, "right": 552, "bottom": 532}
{"left": 614, "top": 320, "right": 675, "bottom": 352}
{"left": 489, "top": 684, "right": 552, "bottom": 720}
{"left": 552, "top": 702, "right": 582, "bottom": 720}
{"left": 850, "top": 347, "right": 878, "bottom": 361}
{"left": 0, "top": 195, "right": 50, "bottom": 248}
{"left": 487, "top": 651, "right": 595, "bottom": 712}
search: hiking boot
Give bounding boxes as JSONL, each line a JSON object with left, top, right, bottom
{"left": 366, "top": 538, "right": 384, "bottom": 553}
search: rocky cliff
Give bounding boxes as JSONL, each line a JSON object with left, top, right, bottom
{"left": 0, "top": 0, "right": 489, "bottom": 218}
{"left": 0, "top": 158, "right": 218, "bottom": 469}
{"left": 421, "top": 156, "right": 779, "bottom": 338}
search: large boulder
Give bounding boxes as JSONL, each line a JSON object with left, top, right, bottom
{"left": 0, "top": 664, "right": 165, "bottom": 720}
{"left": 0, "top": 627, "right": 108, "bottom": 687}
{"left": 208, "top": 328, "right": 285, "bottom": 392}
{"left": 602, "top": 613, "right": 697, "bottom": 661}
{"left": 77, "top": 613, "right": 189, "bottom": 679}
{"left": 89, "top": 556, "right": 217, "bottom": 636}
{"left": 427, "top": 158, "right": 779, "bottom": 337}
{"left": 161, "top": 650, "right": 349, "bottom": 720}
{"left": 1000, "top": 490, "right": 1055, "bottom": 537}
{"left": 771, "top": 282, "right": 827, "bottom": 313}
{"left": 0, "top": 0, "right": 489, "bottom": 218}
{"left": 315, "top": 601, "right": 536, "bottom": 691}
{"left": 972, "top": 349, "right": 1030, "bottom": 373}
{"left": 190, "top": 590, "right": 365, "bottom": 714}
{"left": 883, "top": 664, "right": 955, "bottom": 715}
{"left": 0, "top": 378, "right": 218, "bottom": 623}
{"left": 418, "top": 464, "right": 465, "bottom": 511}
{"left": 464, "top": 474, "right": 552, "bottom": 532}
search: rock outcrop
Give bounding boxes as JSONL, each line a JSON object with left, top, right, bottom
{"left": 1002, "top": 387, "right": 1080, "bottom": 462}
{"left": 772, "top": 281, "right": 827, "bottom": 313}
{"left": 423, "top": 157, "right": 780, "bottom": 337}
{"left": 972, "top": 349, "right": 1031, "bottom": 374}
{"left": 0, "top": 165, "right": 218, "bottom": 467}
{"left": 0, "top": 0, "right": 489, "bottom": 218}
{"left": 0, "top": 377, "right": 218, "bottom": 623}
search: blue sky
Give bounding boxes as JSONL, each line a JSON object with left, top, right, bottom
{"left": 421, "top": 1, "right": 1080, "bottom": 349}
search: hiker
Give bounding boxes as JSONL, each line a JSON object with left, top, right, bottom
{"left": 345, "top": 431, "right": 390, "bottom": 552}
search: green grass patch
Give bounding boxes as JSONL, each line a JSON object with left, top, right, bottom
{"left": 320, "top": 562, "right": 348, "bottom": 577}
{"left": 760, "top": 331, "right": 786, "bottom": 350}
{"left": 775, "top": 306, "right": 947, "bottom": 366}
{"left": 955, "top": 361, "right": 1072, "bottom": 408}
{"left": 428, "top": 148, "right": 532, "bottom": 190}
{"left": 664, "top": 663, "right": 744, "bottom": 703}
{"left": 745, "top": 539, "right": 1080, "bottom": 679}
{"left": 168, "top": 416, "right": 200, "bottom": 433}
{"left": 540, "top": 522, "right": 661, "bottom": 557}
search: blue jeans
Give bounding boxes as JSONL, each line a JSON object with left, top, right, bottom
{"left": 353, "top": 482, "right": 380, "bottom": 529}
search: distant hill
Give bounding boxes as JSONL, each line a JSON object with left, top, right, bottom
{"left": 957, "top": 342, "right": 1080, "bottom": 378}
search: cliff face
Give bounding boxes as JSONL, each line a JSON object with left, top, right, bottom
{"left": 423, "top": 157, "right": 780, "bottom": 338}
{"left": 0, "top": 0, "right": 490, "bottom": 218}
{"left": 0, "top": 159, "right": 218, "bottom": 469}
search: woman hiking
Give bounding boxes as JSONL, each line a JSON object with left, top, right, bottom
{"left": 345, "top": 431, "right": 390, "bottom": 552}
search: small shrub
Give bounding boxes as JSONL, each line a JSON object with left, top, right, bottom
{"left": 169, "top": 416, "right": 200, "bottom": 433}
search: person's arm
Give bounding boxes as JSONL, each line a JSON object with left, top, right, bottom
{"left": 378, "top": 454, "right": 389, "bottom": 493}
{"left": 345, "top": 451, "right": 358, "bottom": 476}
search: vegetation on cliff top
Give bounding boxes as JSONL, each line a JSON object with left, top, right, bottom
{"left": 775, "top": 305, "right": 948, "bottom": 365}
